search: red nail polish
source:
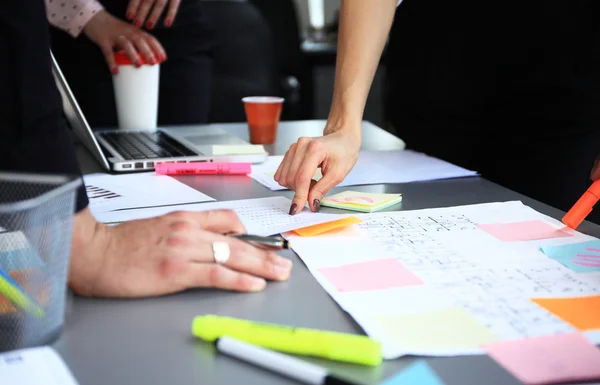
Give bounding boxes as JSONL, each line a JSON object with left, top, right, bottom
{"left": 146, "top": 21, "right": 154, "bottom": 29}
{"left": 134, "top": 20, "right": 142, "bottom": 28}
{"left": 111, "top": 67, "right": 118, "bottom": 75}
{"left": 150, "top": 57, "right": 157, "bottom": 65}
{"left": 126, "top": 12, "right": 134, "bottom": 20}
{"left": 135, "top": 60, "right": 142, "bottom": 67}
{"left": 164, "top": 19, "right": 172, "bottom": 27}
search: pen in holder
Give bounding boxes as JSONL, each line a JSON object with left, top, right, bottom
{"left": 0, "top": 173, "right": 81, "bottom": 352}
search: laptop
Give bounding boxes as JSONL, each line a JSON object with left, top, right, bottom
{"left": 50, "top": 52, "right": 268, "bottom": 173}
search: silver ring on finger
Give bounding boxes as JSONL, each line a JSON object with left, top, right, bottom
{"left": 212, "top": 242, "right": 230, "bottom": 264}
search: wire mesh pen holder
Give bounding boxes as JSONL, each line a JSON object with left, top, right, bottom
{"left": 0, "top": 172, "right": 81, "bottom": 352}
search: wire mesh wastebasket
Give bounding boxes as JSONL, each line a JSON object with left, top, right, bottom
{"left": 0, "top": 172, "right": 81, "bottom": 352}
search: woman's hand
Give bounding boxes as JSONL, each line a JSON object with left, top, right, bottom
{"left": 69, "top": 208, "right": 293, "bottom": 298}
{"left": 83, "top": 9, "right": 166, "bottom": 74}
{"left": 126, "top": 0, "right": 181, "bottom": 29}
{"left": 274, "top": 127, "right": 361, "bottom": 215}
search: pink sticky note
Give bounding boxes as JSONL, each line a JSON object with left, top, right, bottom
{"left": 478, "top": 220, "right": 572, "bottom": 242}
{"left": 484, "top": 333, "right": 600, "bottom": 385}
{"left": 317, "top": 258, "right": 423, "bottom": 292}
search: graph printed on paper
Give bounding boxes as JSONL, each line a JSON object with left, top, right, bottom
{"left": 85, "top": 185, "right": 122, "bottom": 200}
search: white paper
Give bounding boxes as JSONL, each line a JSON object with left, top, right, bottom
{"left": 0, "top": 347, "right": 79, "bottom": 385}
{"left": 249, "top": 150, "right": 478, "bottom": 191}
{"left": 284, "top": 201, "right": 600, "bottom": 359}
{"left": 93, "top": 196, "right": 349, "bottom": 236}
{"left": 83, "top": 173, "right": 215, "bottom": 216}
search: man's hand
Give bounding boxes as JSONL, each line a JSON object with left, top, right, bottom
{"left": 126, "top": 0, "right": 181, "bottom": 29}
{"left": 83, "top": 9, "right": 166, "bottom": 74}
{"left": 69, "top": 208, "right": 292, "bottom": 298}
{"left": 591, "top": 156, "right": 600, "bottom": 181}
{"left": 273, "top": 128, "right": 361, "bottom": 215}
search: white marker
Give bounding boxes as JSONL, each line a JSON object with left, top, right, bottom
{"left": 215, "top": 337, "right": 361, "bottom": 385}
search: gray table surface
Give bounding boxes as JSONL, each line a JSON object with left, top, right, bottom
{"left": 56, "top": 120, "right": 600, "bottom": 385}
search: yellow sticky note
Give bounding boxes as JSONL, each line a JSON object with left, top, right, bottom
{"left": 374, "top": 308, "right": 498, "bottom": 351}
{"left": 531, "top": 295, "right": 600, "bottom": 331}
{"left": 212, "top": 145, "right": 266, "bottom": 155}
{"left": 292, "top": 216, "right": 363, "bottom": 237}
{"left": 321, "top": 191, "right": 402, "bottom": 213}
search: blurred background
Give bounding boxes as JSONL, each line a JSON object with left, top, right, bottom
{"left": 204, "top": 0, "right": 387, "bottom": 129}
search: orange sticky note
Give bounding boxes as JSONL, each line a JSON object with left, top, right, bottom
{"left": 531, "top": 295, "right": 600, "bottom": 331}
{"left": 292, "top": 216, "right": 362, "bottom": 237}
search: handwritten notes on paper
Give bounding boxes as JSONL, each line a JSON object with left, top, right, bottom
{"left": 541, "top": 240, "right": 600, "bottom": 273}
{"left": 321, "top": 191, "right": 403, "bottom": 213}
{"left": 379, "top": 361, "right": 445, "bottom": 385}
{"left": 285, "top": 200, "right": 600, "bottom": 358}
{"left": 484, "top": 333, "right": 600, "bottom": 385}
{"left": 318, "top": 259, "right": 422, "bottom": 292}
{"left": 374, "top": 308, "right": 498, "bottom": 353}
{"left": 531, "top": 295, "right": 600, "bottom": 331}
{"left": 477, "top": 220, "right": 572, "bottom": 242}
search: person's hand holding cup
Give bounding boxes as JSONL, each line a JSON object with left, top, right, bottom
{"left": 112, "top": 50, "right": 160, "bottom": 131}
{"left": 242, "top": 97, "right": 285, "bottom": 144}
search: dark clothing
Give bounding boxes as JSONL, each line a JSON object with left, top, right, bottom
{"left": 0, "top": 1, "right": 88, "bottom": 212}
{"left": 386, "top": 0, "right": 600, "bottom": 222}
{"left": 49, "top": 0, "right": 216, "bottom": 128}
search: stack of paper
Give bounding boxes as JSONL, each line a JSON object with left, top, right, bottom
{"left": 249, "top": 150, "right": 478, "bottom": 191}
{"left": 93, "top": 196, "right": 351, "bottom": 237}
{"left": 321, "top": 191, "right": 402, "bottom": 213}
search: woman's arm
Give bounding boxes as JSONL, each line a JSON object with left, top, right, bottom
{"left": 274, "top": 0, "right": 399, "bottom": 214}
{"left": 325, "top": 0, "right": 399, "bottom": 136}
{"left": 45, "top": 0, "right": 104, "bottom": 37}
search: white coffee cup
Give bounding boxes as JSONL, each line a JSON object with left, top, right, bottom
{"left": 112, "top": 51, "right": 160, "bottom": 131}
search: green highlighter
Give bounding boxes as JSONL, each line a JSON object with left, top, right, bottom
{"left": 192, "top": 315, "right": 382, "bottom": 366}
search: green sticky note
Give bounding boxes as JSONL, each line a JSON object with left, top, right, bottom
{"left": 374, "top": 307, "right": 498, "bottom": 351}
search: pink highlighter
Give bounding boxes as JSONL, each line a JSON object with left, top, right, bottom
{"left": 155, "top": 162, "right": 252, "bottom": 175}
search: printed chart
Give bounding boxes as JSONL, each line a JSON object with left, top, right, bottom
{"left": 286, "top": 201, "right": 600, "bottom": 359}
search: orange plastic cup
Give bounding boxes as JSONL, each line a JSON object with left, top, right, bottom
{"left": 242, "top": 96, "right": 284, "bottom": 144}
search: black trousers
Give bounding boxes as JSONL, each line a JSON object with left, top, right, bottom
{"left": 0, "top": 1, "right": 88, "bottom": 212}
{"left": 49, "top": 0, "right": 216, "bottom": 128}
{"left": 386, "top": 0, "right": 600, "bottom": 223}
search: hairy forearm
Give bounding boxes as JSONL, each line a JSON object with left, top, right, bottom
{"left": 325, "top": 0, "right": 398, "bottom": 136}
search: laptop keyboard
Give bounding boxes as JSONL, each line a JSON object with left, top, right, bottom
{"left": 99, "top": 132, "right": 197, "bottom": 160}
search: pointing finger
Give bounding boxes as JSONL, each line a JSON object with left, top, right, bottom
{"left": 308, "top": 169, "right": 343, "bottom": 211}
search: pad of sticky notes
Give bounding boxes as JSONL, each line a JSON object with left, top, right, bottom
{"left": 212, "top": 145, "right": 266, "bottom": 156}
{"left": 321, "top": 191, "right": 402, "bottom": 213}
{"left": 293, "top": 216, "right": 362, "bottom": 237}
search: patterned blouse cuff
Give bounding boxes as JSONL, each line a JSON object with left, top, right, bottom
{"left": 67, "top": 0, "right": 104, "bottom": 38}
